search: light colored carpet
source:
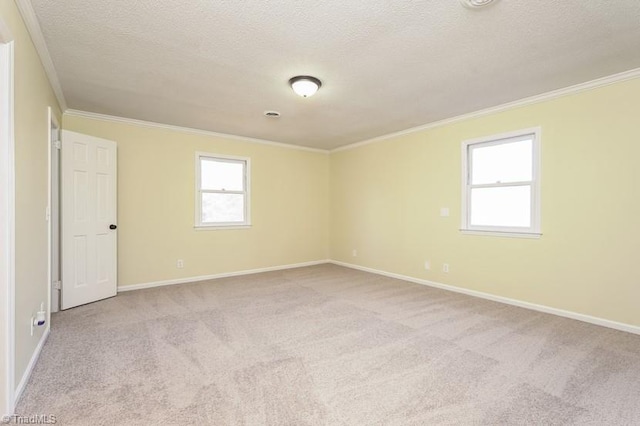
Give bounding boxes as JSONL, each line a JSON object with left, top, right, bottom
{"left": 16, "top": 264, "right": 640, "bottom": 425}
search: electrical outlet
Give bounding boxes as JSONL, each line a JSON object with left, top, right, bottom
{"left": 443, "top": 263, "right": 449, "bottom": 273}
{"left": 424, "top": 260, "right": 431, "bottom": 270}
{"left": 352, "top": 249, "right": 357, "bottom": 257}
{"left": 177, "top": 259, "right": 184, "bottom": 269}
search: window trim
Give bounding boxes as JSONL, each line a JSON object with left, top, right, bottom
{"left": 195, "top": 152, "right": 251, "bottom": 229}
{"left": 460, "top": 127, "right": 541, "bottom": 238}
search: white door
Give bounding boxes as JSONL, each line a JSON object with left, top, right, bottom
{"left": 61, "top": 130, "right": 117, "bottom": 309}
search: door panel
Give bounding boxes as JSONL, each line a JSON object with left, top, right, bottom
{"left": 61, "top": 130, "right": 117, "bottom": 309}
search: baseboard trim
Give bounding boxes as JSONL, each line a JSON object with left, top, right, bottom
{"left": 13, "top": 327, "right": 50, "bottom": 410}
{"left": 117, "top": 259, "right": 639, "bottom": 335}
{"left": 118, "top": 260, "right": 331, "bottom": 292}
{"left": 330, "top": 260, "right": 640, "bottom": 336}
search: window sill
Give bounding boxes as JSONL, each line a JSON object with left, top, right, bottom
{"left": 460, "top": 229, "right": 541, "bottom": 239}
{"left": 194, "top": 224, "right": 252, "bottom": 231}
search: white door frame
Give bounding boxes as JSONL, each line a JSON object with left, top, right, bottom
{"left": 48, "top": 108, "right": 60, "bottom": 314}
{"left": 0, "top": 19, "right": 15, "bottom": 415}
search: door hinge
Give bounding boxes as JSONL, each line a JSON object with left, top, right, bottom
{"left": 53, "top": 280, "right": 61, "bottom": 290}
{"left": 53, "top": 140, "right": 61, "bottom": 149}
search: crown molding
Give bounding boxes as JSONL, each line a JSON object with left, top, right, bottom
{"left": 64, "top": 109, "right": 329, "bottom": 154}
{"left": 331, "top": 67, "right": 640, "bottom": 153}
{"left": 14, "top": 0, "right": 67, "bottom": 111}
{"left": 14, "top": 0, "right": 640, "bottom": 154}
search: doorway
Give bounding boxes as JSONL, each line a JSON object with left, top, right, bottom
{"left": 49, "top": 109, "right": 60, "bottom": 313}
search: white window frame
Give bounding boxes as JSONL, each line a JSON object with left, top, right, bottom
{"left": 461, "top": 127, "right": 541, "bottom": 238}
{"left": 195, "top": 152, "right": 251, "bottom": 229}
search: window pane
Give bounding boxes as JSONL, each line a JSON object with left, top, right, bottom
{"left": 201, "top": 159, "right": 244, "bottom": 191}
{"left": 470, "top": 186, "right": 531, "bottom": 228}
{"left": 202, "top": 193, "right": 245, "bottom": 223}
{"left": 471, "top": 138, "right": 533, "bottom": 184}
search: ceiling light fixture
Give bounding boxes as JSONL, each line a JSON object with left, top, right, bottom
{"left": 460, "top": 0, "right": 498, "bottom": 9}
{"left": 289, "top": 76, "right": 322, "bottom": 98}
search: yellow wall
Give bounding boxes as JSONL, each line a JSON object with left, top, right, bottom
{"left": 330, "top": 77, "right": 640, "bottom": 327}
{"left": 62, "top": 115, "right": 330, "bottom": 287}
{"left": 0, "top": 0, "right": 61, "bottom": 403}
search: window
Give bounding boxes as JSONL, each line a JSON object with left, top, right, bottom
{"left": 461, "top": 128, "right": 540, "bottom": 237}
{"left": 195, "top": 153, "right": 250, "bottom": 228}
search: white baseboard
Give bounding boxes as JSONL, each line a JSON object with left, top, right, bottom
{"left": 118, "top": 259, "right": 330, "bottom": 292}
{"left": 13, "top": 327, "right": 50, "bottom": 410}
{"left": 117, "top": 258, "right": 639, "bottom": 335}
{"left": 330, "top": 260, "right": 640, "bottom": 336}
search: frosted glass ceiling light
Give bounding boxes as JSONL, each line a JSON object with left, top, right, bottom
{"left": 460, "top": 0, "right": 498, "bottom": 8}
{"left": 289, "top": 76, "right": 322, "bottom": 98}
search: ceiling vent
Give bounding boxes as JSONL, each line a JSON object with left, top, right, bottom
{"left": 460, "top": 0, "right": 498, "bottom": 9}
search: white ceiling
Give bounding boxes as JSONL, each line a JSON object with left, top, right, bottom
{"left": 29, "top": 0, "right": 640, "bottom": 150}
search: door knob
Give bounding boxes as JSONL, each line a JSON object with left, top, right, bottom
{"left": 109, "top": 224, "right": 117, "bottom": 230}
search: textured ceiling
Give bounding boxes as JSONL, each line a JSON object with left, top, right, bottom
{"left": 30, "top": 0, "right": 640, "bottom": 150}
